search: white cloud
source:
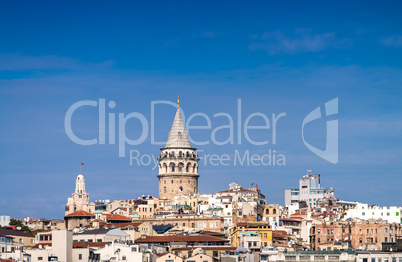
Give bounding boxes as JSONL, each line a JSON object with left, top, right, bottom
{"left": 381, "top": 35, "right": 402, "bottom": 47}
{"left": 249, "top": 30, "right": 350, "bottom": 55}
{"left": 0, "top": 53, "right": 114, "bottom": 71}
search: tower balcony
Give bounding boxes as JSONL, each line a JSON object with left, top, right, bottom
{"left": 158, "top": 154, "right": 199, "bottom": 161}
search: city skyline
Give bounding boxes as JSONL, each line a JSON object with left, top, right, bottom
{"left": 1, "top": 1, "right": 402, "bottom": 219}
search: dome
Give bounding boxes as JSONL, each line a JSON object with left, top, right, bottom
{"left": 77, "top": 174, "right": 84, "bottom": 180}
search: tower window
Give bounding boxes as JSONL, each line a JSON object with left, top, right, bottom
{"left": 180, "top": 180, "right": 182, "bottom": 184}
{"left": 171, "top": 164, "right": 175, "bottom": 172}
{"left": 164, "top": 187, "right": 166, "bottom": 193}
{"left": 179, "top": 186, "right": 183, "bottom": 192}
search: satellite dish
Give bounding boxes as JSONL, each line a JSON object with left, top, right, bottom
{"left": 16, "top": 226, "right": 22, "bottom": 230}
{"left": 39, "top": 245, "right": 43, "bottom": 249}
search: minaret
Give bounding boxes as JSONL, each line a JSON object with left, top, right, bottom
{"left": 157, "top": 95, "right": 200, "bottom": 199}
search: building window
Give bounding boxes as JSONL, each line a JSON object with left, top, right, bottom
{"left": 273, "top": 209, "right": 276, "bottom": 215}
{"left": 164, "top": 187, "right": 166, "bottom": 193}
{"left": 79, "top": 254, "right": 82, "bottom": 260}
{"left": 317, "top": 229, "right": 320, "bottom": 234}
{"left": 264, "top": 233, "right": 267, "bottom": 238}
{"left": 266, "top": 209, "right": 269, "bottom": 215}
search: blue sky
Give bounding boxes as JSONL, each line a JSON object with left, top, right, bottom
{"left": 0, "top": 1, "right": 401, "bottom": 219}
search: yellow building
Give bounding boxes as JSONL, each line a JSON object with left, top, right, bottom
{"left": 230, "top": 222, "right": 272, "bottom": 247}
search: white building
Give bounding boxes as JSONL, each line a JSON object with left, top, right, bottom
{"left": 284, "top": 171, "right": 334, "bottom": 208}
{"left": 0, "top": 216, "right": 10, "bottom": 227}
{"left": 73, "top": 228, "right": 129, "bottom": 243}
{"left": 344, "top": 203, "right": 402, "bottom": 223}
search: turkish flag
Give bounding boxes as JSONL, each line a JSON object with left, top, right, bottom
{"left": 81, "top": 162, "right": 84, "bottom": 165}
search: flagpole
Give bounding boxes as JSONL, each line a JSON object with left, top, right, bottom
{"left": 80, "top": 163, "right": 81, "bottom": 174}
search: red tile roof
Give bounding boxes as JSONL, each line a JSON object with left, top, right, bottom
{"left": 0, "top": 258, "right": 15, "bottom": 262}
{"left": 291, "top": 211, "right": 307, "bottom": 216}
{"left": 272, "top": 230, "right": 288, "bottom": 238}
{"left": 216, "top": 188, "right": 254, "bottom": 193}
{"left": 65, "top": 210, "right": 95, "bottom": 217}
{"left": 105, "top": 214, "right": 131, "bottom": 221}
{"left": 73, "top": 241, "right": 109, "bottom": 248}
{"left": 90, "top": 219, "right": 107, "bottom": 224}
{"left": 236, "top": 222, "right": 271, "bottom": 227}
{"left": 171, "top": 246, "right": 236, "bottom": 251}
{"left": 108, "top": 222, "right": 143, "bottom": 228}
{"left": 135, "top": 235, "right": 229, "bottom": 243}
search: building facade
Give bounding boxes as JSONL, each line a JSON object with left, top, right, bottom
{"left": 65, "top": 173, "right": 94, "bottom": 216}
{"left": 284, "top": 171, "right": 335, "bottom": 208}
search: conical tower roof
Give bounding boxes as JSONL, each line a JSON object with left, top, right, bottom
{"left": 165, "top": 96, "right": 192, "bottom": 148}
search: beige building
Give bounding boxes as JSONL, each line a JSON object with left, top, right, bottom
{"left": 0, "top": 227, "right": 35, "bottom": 247}
{"left": 157, "top": 253, "right": 184, "bottom": 262}
{"left": 158, "top": 96, "right": 200, "bottom": 200}
{"left": 139, "top": 214, "right": 224, "bottom": 233}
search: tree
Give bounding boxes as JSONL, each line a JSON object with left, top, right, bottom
{"left": 9, "top": 219, "right": 32, "bottom": 234}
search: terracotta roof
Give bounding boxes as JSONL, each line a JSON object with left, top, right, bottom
{"left": 216, "top": 188, "right": 254, "bottom": 193}
{"left": 216, "top": 196, "right": 232, "bottom": 199}
{"left": 26, "top": 217, "right": 39, "bottom": 223}
{"left": 236, "top": 222, "right": 270, "bottom": 227}
{"left": 105, "top": 214, "right": 131, "bottom": 221}
{"left": 272, "top": 230, "right": 288, "bottom": 238}
{"left": 171, "top": 246, "right": 236, "bottom": 251}
{"left": 65, "top": 210, "right": 95, "bottom": 217}
{"left": 0, "top": 228, "right": 34, "bottom": 237}
{"left": 291, "top": 211, "right": 307, "bottom": 216}
{"left": 90, "top": 219, "right": 107, "bottom": 224}
{"left": 135, "top": 235, "right": 229, "bottom": 243}
{"left": 0, "top": 258, "right": 15, "bottom": 262}
{"left": 108, "top": 222, "right": 143, "bottom": 228}
{"left": 73, "top": 241, "right": 109, "bottom": 248}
